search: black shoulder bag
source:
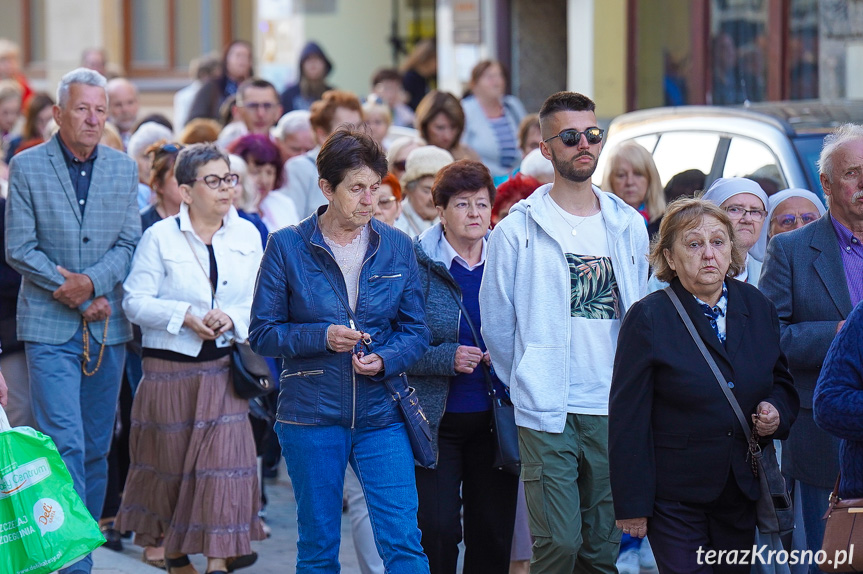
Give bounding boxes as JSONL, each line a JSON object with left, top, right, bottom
{"left": 299, "top": 229, "right": 436, "bottom": 469}
{"left": 445, "top": 283, "right": 520, "bottom": 475}
{"left": 663, "top": 286, "right": 793, "bottom": 537}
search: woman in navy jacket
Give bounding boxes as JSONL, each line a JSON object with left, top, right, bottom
{"left": 609, "top": 198, "right": 798, "bottom": 574}
{"left": 249, "top": 127, "right": 431, "bottom": 573}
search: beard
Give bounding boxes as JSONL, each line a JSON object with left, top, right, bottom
{"left": 551, "top": 148, "right": 598, "bottom": 183}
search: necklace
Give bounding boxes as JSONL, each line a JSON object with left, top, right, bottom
{"left": 548, "top": 196, "right": 596, "bottom": 236}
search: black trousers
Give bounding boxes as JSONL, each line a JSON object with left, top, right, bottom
{"left": 415, "top": 410, "right": 519, "bottom": 574}
{"left": 648, "top": 471, "right": 756, "bottom": 574}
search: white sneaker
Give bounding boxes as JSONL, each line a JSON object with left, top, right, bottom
{"left": 616, "top": 547, "right": 640, "bottom": 574}
{"left": 639, "top": 537, "right": 658, "bottom": 572}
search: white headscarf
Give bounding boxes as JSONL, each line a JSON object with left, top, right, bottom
{"left": 753, "top": 188, "right": 827, "bottom": 259}
{"left": 702, "top": 177, "right": 770, "bottom": 260}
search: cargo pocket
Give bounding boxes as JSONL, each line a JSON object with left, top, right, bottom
{"left": 521, "top": 463, "right": 551, "bottom": 538}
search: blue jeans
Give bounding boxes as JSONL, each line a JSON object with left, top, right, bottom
{"left": 26, "top": 325, "right": 126, "bottom": 574}
{"left": 275, "top": 421, "right": 430, "bottom": 574}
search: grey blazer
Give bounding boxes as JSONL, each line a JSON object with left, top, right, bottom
{"left": 4, "top": 136, "right": 141, "bottom": 346}
{"left": 759, "top": 213, "right": 852, "bottom": 489}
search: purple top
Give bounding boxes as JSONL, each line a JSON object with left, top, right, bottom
{"left": 831, "top": 215, "right": 863, "bottom": 307}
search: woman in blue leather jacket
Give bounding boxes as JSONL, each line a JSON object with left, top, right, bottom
{"left": 249, "top": 127, "right": 432, "bottom": 573}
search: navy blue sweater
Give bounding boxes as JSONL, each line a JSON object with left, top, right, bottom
{"left": 814, "top": 300, "right": 863, "bottom": 498}
{"left": 447, "top": 262, "right": 490, "bottom": 412}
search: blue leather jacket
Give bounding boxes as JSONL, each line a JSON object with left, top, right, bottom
{"left": 249, "top": 208, "right": 431, "bottom": 427}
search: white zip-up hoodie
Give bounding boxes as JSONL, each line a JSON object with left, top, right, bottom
{"left": 479, "top": 183, "right": 649, "bottom": 433}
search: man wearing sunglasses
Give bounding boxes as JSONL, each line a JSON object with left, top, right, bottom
{"left": 480, "top": 91, "right": 649, "bottom": 572}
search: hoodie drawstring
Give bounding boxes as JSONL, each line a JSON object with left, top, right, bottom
{"left": 525, "top": 205, "right": 531, "bottom": 248}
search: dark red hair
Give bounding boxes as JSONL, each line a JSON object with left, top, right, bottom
{"left": 228, "top": 134, "right": 285, "bottom": 188}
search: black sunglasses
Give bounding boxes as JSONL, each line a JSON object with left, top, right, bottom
{"left": 544, "top": 127, "right": 604, "bottom": 147}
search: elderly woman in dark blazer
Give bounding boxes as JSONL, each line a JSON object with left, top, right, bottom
{"left": 609, "top": 198, "right": 798, "bottom": 574}
{"left": 410, "top": 159, "right": 518, "bottom": 573}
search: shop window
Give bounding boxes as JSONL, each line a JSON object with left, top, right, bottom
{"left": 124, "top": 0, "right": 252, "bottom": 77}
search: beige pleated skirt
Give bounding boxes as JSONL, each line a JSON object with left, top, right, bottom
{"left": 115, "top": 356, "right": 266, "bottom": 558}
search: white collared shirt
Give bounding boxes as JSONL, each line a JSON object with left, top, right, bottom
{"left": 438, "top": 233, "right": 488, "bottom": 271}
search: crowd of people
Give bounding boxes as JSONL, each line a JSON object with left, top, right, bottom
{"left": 0, "top": 36, "right": 862, "bottom": 574}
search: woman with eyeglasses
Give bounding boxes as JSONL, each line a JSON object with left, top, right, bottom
{"left": 649, "top": 177, "right": 769, "bottom": 291}
{"left": 410, "top": 160, "right": 519, "bottom": 573}
{"left": 373, "top": 172, "right": 403, "bottom": 226}
{"left": 762, "top": 188, "right": 827, "bottom": 242}
{"left": 117, "top": 143, "right": 266, "bottom": 574}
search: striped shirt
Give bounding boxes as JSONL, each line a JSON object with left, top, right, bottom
{"left": 831, "top": 215, "right": 863, "bottom": 307}
{"left": 489, "top": 115, "right": 519, "bottom": 171}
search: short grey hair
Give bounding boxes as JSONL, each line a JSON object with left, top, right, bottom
{"left": 818, "top": 123, "right": 863, "bottom": 184}
{"left": 175, "top": 142, "right": 230, "bottom": 186}
{"left": 56, "top": 67, "right": 108, "bottom": 108}
{"left": 127, "top": 122, "right": 173, "bottom": 159}
{"left": 273, "top": 110, "right": 312, "bottom": 140}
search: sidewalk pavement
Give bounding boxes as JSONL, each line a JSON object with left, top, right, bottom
{"left": 91, "top": 473, "right": 361, "bottom": 574}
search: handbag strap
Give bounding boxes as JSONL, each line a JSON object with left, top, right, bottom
{"left": 442, "top": 278, "right": 498, "bottom": 395}
{"left": 298, "top": 226, "right": 405, "bottom": 397}
{"left": 663, "top": 286, "right": 752, "bottom": 439}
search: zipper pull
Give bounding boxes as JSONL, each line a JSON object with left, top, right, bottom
{"left": 349, "top": 319, "right": 356, "bottom": 331}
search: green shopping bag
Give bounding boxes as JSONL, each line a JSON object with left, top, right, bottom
{"left": 0, "top": 405, "right": 104, "bottom": 574}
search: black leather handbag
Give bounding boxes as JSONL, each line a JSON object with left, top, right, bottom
{"left": 447, "top": 285, "right": 520, "bottom": 475}
{"left": 300, "top": 230, "right": 436, "bottom": 468}
{"left": 664, "top": 287, "right": 793, "bottom": 537}
{"left": 231, "top": 341, "right": 276, "bottom": 399}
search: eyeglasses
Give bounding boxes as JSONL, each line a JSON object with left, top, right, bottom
{"left": 377, "top": 196, "right": 398, "bottom": 207}
{"left": 725, "top": 205, "right": 767, "bottom": 221}
{"left": 773, "top": 212, "right": 819, "bottom": 229}
{"left": 193, "top": 174, "right": 239, "bottom": 189}
{"left": 543, "top": 127, "right": 604, "bottom": 147}
{"left": 241, "top": 102, "right": 277, "bottom": 112}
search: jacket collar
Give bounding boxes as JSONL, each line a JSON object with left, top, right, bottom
{"left": 306, "top": 204, "right": 381, "bottom": 258}
{"left": 810, "top": 211, "right": 853, "bottom": 317}
{"left": 416, "top": 222, "right": 489, "bottom": 270}
{"left": 177, "top": 202, "right": 241, "bottom": 236}
{"left": 670, "top": 277, "right": 750, "bottom": 368}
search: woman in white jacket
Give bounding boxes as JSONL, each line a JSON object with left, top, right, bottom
{"left": 116, "top": 143, "right": 265, "bottom": 574}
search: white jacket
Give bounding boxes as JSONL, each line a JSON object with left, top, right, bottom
{"left": 123, "top": 204, "right": 264, "bottom": 357}
{"left": 479, "top": 184, "right": 649, "bottom": 433}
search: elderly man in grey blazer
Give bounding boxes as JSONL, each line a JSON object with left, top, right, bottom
{"left": 4, "top": 68, "right": 139, "bottom": 574}
{"left": 760, "top": 123, "right": 863, "bottom": 574}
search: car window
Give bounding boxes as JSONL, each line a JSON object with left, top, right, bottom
{"left": 792, "top": 135, "right": 827, "bottom": 198}
{"left": 633, "top": 134, "right": 659, "bottom": 153}
{"left": 722, "top": 136, "right": 787, "bottom": 195}
{"left": 651, "top": 132, "right": 720, "bottom": 187}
